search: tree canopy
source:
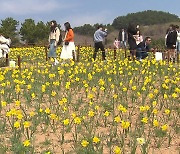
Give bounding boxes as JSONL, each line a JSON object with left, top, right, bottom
{"left": 112, "top": 10, "right": 179, "bottom": 29}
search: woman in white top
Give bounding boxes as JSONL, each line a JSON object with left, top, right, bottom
{"left": 134, "top": 30, "right": 143, "bottom": 45}
{"left": 48, "top": 20, "right": 60, "bottom": 65}
{"left": 0, "top": 34, "right": 11, "bottom": 58}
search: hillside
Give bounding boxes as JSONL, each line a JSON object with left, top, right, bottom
{"left": 74, "top": 21, "right": 180, "bottom": 47}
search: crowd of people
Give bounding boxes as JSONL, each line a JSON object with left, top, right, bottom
{"left": 113, "top": 23, "right": 180, "bottom": 61}
{"left": 0, "top": 20, "right": 179, "bottom": 64}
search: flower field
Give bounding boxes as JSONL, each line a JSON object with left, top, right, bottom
{"left": 0, "top": 46, "right": 179, "bottom": 154}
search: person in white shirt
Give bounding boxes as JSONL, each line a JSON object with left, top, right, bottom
{"left": 176, "top": 25, "right": 180, "bottom": 53}
{"left": 0, "top": 34, "right": 11, "bottom": 58}
{"left": 48, "top": 20, "right": 60, "bottom": 65}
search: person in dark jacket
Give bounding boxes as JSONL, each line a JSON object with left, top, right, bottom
{"left": 118, "top": 28, "right": 128, "bottom": 48}
{"left": 136, "top": 36, "right": 153, "bottom": 60}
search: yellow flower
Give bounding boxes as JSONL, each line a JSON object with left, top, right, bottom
{"left": 113, "top": 94, "right": 118, "bottom": 99}
{"left": 152, "top": 108, "right": 158, "bottom": 114}
{"left": 1, "top": 101, "right": 7, "bottom": 107}
{"left": 71, "top": 113, "right": 76, "bottom": 118}
{"left": 137, "top": 138, "right": 145, "bottom": 145}
{"left": 45, "top": 108, "right": 50, "bottom": 114}
{"left": 50, "top": 114, "right": 57, "bottom": 120}
{"left": 88, "top": 93, "right": 94, "bottom": 99}
{"left": 95, "top": 105, "right": 100, "bottom": 110}
{"left": 113, "top": 146, "right": 121, "bottom": 154}
{"left": 74, "top": 117, "right": 81, "bottom": 124}
{"left": 29, "top": 111, "right": 35, "bottom": 117}
{"left": 62, "top": 97, "right": 67, "bottom": 103}
{"left": 93, "top": 136, "right": 100, "bottom": 144}
{"left": 81, "top": 140, "right": 89, "bottom": 147}
{"left": 114, "top": 116, "right": 121, "bottom": 123}
{"left": 153, "top": 119, "right": 159, "bottom": 127}
{"left": 27, "top": 84, "right": 31, "bottom": 90}
{"left": 164, "top": 94, "right": 168, "bottom": 99}
{"left": 15, "top": 100, "right": 21, "bottom": 107}
{"left": 17, "top": 113, "right": 23, "bottom": 120}
{"left": 141, "top": 117, "right": 148, "bottom": 124}
{"left": 39, "top": 108, "right": 43, "bottom": 113}
{"left": 51, "top": 91, "right": 56, "bottom": 96}
{"left": 100, "top": 86, "right": 105, "bottom": 91}
{"left": 31, "top": 93, "right": 36, "bottom": 99}
{"left": 152, "top": 101, "right": 157, "bottom": 107}
{"left": 148, "top": 93, "right": 154, "bottom": 99}
{"left": 14, "top": 121, "right": 20, "bottom": 128}
{"left": 122, "top": 87, "right": 127, "bottom": 92}
{"left": 63, "top": 119, "right": 70, "bottom": 125}
{"left": 121, "top": 121, "right": 130, "bottom": 129}
{"left": 139, "top": 106, "right": 146, "bottom": 112}
{"left": 88, "top": 111, "right": 95, "bottom": 117}
{"left": 23, "top": 140, "right": 30, "bottom": 147}
{"left": 132, "top": 86, "right": 136, "bottom": 91}
{"left": 161, "top": 124, "right": 168, "bottom": 131}
{"left": 23, "top": 121, "right": 31, "bottom": 128}
{"left": 104, "top": 111, "right": 110, "bottom": 117}
{"left": 165, "top": 109, "right": 170, "bottom": 115}
{"left": 172, "top": 93, "right": 178, "bottom": 98}
{"left": 41, "top": 85, "right": 46, "bottom": 92}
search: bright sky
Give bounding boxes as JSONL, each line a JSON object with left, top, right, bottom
{"left": 0, "top": 0, "right": 179, "bottom": 28}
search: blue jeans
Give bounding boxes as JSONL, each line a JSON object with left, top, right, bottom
{"left": 48, "top": 39, "right": 56, "bottom": 58}
{"left": 136, "top": 48, "right": 148, "bottom": 60}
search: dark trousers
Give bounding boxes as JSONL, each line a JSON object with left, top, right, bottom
{"left": 93, "top": 42, "right": 106, "bottom": 60}
{"left": 136, "top": 48, "right": 148, "bottom": 60}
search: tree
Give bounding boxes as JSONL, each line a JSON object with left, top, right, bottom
{"left": 0, "top": 17, "right": 19, "bottom": 45}
{"left": 112, "top": 10, "right": 180, "bottom": 29}
{"left": 35, "top": 21, "right": 49, "bottom": 44}
{"left": 20, "top": 19, "right": 36, "bottom": 44}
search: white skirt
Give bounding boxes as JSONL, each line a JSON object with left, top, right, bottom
{"left": 60, "top": 42, "right": 75, "bottom": 59}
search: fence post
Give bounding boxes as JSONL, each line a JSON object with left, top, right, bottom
{"left": 6, "top": 54, "right": 9, "bottom": 66}
{"left": 17, "top": 55, "right": 21, "bottom": 70}
{"left": 72, "top": 50, "right": 75, "bottom": 61}
{"left": 124, "top": 47, "right": 127, "bottom": 58}
{"left": 114, "top": 48, "right": 116, "bottom": 60}
{"left": 45, "top": 46, "right": 48, "bottom": 61}
{"left": 76, "top": 45, "right": 80, "bottom": 62}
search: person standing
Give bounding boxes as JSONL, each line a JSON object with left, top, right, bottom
{"left": 93, "top": 25, "right": 107, "bottom": 61}
{"left": 165, "top": 24, "right": 177, "bottom": 61}
{"left": 175, "top": 25, "right": 180, "bottom": 53}
{"left": 48, "top": 20, "right": 60, "bottom": 65}
{"left": 60, "top": 22, "right": 75, "bottom": 60}
{"left": 118, "top": 28, "right": 127, "bottom": 49}
{"left": 0, "top": 34, "right": 11, "bottom": 57}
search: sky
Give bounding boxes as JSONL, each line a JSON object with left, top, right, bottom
{"left": 0, "top": 0, "right": 179, "bottom": 28}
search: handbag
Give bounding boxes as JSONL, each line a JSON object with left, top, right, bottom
{"left": 65, "top": 41, "right": 69, "bottom": 45}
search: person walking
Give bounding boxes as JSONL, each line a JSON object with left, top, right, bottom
{"left": 60, "top": 22, "right": 75, "bottom": 60}
{"left": 48, "top": 20, "right": 60, "bottom": 65}
{"left": 93, "top": 25, "right": 107, "bottom": 61}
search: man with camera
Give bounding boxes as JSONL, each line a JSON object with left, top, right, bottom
{"left": 93, "top": 25, "right": 107, "bottom": 61}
